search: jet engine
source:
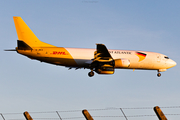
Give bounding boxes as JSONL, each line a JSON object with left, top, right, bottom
{"left": 114, "top": 59, "right": 130, "bottom": 68}
{"left": 95, "top": 64, "right": 114, "bottom": 74}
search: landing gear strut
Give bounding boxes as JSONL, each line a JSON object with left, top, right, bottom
{"left": 157, "top": 73, "right": 161, "bottom": 77}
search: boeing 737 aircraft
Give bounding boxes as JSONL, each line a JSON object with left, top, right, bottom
{"left": 6, "top": 17, "right": 177, "bottom": 77}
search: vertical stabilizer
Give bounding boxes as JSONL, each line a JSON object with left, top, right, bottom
{"left": 13, "top": 16, "right": 55, "bottom": 48}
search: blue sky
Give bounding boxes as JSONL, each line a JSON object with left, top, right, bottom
{"left": 0, "top": 0, "right": 180, "bottom": 119}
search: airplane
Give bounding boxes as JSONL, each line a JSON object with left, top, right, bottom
{"left": 6, "top": 16, "right": 177, "bottom": 77}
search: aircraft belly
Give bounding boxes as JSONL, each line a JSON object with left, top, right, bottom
{"left": 73, "top": 59, "right": 92, "bottom": 67}
{"left": 27, "top": 56, "right": 78, "bottom": 67}
{"left": 47, "top": 57, "right": 77, "bottom": 66}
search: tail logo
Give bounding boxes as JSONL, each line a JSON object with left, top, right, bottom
{"left": 136, "top": 52, "right": 147, "bottom": 62}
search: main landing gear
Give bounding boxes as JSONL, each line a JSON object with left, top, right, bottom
{"left": 88, "top": 70, "right": 94, "bottom": 77}
{"left": 157, "top": 72, "right": 161, "bottom": 77}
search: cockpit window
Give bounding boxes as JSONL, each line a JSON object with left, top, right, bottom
{"left": 164, "top": 56, "right": 169, "bottom": 59}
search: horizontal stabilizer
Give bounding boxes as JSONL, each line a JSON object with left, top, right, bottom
{"left": 17, "top": 40, "right": 32, "bottom": 50}
{"left": 4, "top": 49, "right": 16, "bottom": 51}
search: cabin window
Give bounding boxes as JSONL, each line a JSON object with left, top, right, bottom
{"left": 164, "top": 56, "right": 169, "bottom": 59}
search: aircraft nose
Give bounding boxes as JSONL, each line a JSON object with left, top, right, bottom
{"left": 167, "top": 59, "right": 177, "bottom": 68}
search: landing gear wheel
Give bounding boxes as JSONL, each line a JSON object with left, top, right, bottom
{"left": 88, "top": 71, "right": 94, "bottom": 77}
{"left": 157, "top": 73, "right": 161, "bottom": 77}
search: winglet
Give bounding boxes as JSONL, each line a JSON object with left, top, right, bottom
{"left": 13, "top": 16, "right": 55, "bottom": 48}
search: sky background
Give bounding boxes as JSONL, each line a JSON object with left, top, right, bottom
{"left": 0, "top": 0, "right": 180, "bottom": 120}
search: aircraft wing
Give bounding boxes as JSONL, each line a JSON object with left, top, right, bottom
{"left": 94, "top": 44, "right": 113, "bottom": 61}
{"left": 90, "top": 44, "right": 114, "bottom": 74}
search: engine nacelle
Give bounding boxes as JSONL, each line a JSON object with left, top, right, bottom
{"left": 95, "top": 64, "right": 114, "bottom": 74}
{"left": 114, "top": 59, "right": 130, "bottom": 68}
